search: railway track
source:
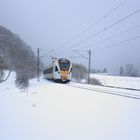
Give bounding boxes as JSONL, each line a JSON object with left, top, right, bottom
{"left": 67, "top": 83, "right": 140, "bottom": 100}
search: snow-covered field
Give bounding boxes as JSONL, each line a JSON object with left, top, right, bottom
{"left": 0, "top": 73, "right": 140, "bottom": 140}
{"left": 91, "top": 73, "right": 140, "bottom": 90}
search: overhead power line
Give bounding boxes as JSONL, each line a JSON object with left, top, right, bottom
{"left": 81, "top": 24, "right": 140, "bottom": 49}
{"left": 73, "top": 50, "right": 89, "bottom": 60}
{"left": 94, "top": 35, "right": 140, "bottom": 52}
{"left": 53, "top": 0, "right": 127, "bottom": 51}
{"left": 40, "top": 49, "right": 54, "bottom": 59}
{"left": 66, "top": 8, "right": 140, "bottom": 50}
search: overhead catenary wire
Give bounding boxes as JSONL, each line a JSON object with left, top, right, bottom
{"left": 79, "top": 24, "right": 140, "bottom": 49}
{"left": 73, "top": 50, "right": 89, "bottom": 60}
{"left": 40, "top": 49, "right": 54, "bottom": 59}
{"left": 94, "top": 35, "right": 140, "bottom": 52}
{"left": 63, "top": 8, "right": 140, "bottom": 50}
{"left": 53, "top": 0, "right": 127, "bottom": 51}
{"left": 73, "top": 0, "right": 127, "bottom": 38}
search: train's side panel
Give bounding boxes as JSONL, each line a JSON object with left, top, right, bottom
{"left": 43, "top": 65, "right": 54, "bottom": 80}
{"left": 43, "top": 73, "right": 53, "bottom": 80}
{"left": 53, "top": 61, "right": 61, "bottom": 80}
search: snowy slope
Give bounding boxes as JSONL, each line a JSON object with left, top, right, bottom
{"left": 0, "top": 73, "right": 140, "bottom": 140}
{"left": 91, "top": 74, "right": 140, "bottom": 90}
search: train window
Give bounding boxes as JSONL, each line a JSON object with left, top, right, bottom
{"left": 55, "top": 66, "right": 58, "bottom": 72}
{"left": 43, "top": 67, "right": 53, "bottom": 74}
{"left": 59, "top": 59, "right": 70, "bottom": 71}
{"left": 59, "top": 63, "right": 70, "bottom": 71}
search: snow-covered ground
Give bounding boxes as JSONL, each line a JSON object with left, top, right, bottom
{"left": 0, "top": 73, "right": 140, "bottom": 140}
{"left": 91, "top": 73, "right": 140, "bottom": 90}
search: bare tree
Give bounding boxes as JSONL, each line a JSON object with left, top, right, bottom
{"left": 72, "top": 63, "right": 87, "bottom": 82}
{"left": 124, "top": 64, "right": 138, "bottom": 77}
{"left": 119, "top": 66, "right": 124, "bottom": 76}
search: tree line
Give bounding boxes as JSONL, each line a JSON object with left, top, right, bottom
{"left": 119, "top": 64, "right": 140, "bottom": 77}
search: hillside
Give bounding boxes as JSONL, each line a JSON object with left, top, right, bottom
{"left": 0, "top": 25, "right": 37, "bottom": 84}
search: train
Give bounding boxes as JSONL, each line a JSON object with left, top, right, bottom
{"left": 43, "top": 58, "right": 72, "bottom": 83}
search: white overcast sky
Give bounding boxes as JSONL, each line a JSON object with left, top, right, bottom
{"left": 0, "top": 0, "right": 140, "bottom": 74}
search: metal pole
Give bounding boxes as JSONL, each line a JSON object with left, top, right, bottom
{"left": 72, "top": 49, "right": 92, "bottom": 84}
{"left": 37, "top": 48, "right": 40, "bottom": 82}
{"left": 0, "top": 48, "right": 4, "bottom": 68}
{"left": 88, "top": 50, "right": 91, "bottom": 84}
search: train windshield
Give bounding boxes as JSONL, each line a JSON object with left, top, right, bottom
{"left": 59, "top": 59, "right": 70, "bottom": 71}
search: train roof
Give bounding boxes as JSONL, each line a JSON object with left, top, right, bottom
{"left": 52, "top": 58, "right": 70, "bottom": 62}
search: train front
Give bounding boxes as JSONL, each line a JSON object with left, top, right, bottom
{"left": 58, "top": 58, "right": 72, "bottom": 82}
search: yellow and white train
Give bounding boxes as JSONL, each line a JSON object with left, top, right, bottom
{"left": 43, "top": 58, "right": 72, "bottom": 83}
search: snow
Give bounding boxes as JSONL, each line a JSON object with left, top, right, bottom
{"left": 0, "top": 72, "right": 140, "bottom": 140}
{"left": 91, "top": 73, "right": 140, "bottom": 90}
